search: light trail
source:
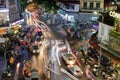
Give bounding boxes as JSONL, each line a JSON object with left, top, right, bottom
{"left": 45, "top": 65, "right": 60, "bottom": 75}
{"left": 14, "top": 62, "right": 20, "bottom": 80}
{"left": 55, "top": 40, "right": 61, "bottom": 66}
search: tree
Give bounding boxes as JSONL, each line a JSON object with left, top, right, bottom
{"left": 18, "top": 0, "right": 28, "bottom": 11}
{"left": 33, "top": 0, "right": 59, "bottom": 13}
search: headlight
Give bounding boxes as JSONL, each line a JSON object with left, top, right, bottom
{"left": 8, "top": 73, "right": 11, "bottom": 76}
{"left": 69, "top": 61, "right": 75, "bottom": 65}
{"left": 74, "top": 72, "right": 78, "bottom": 75}
{"left": 33, "top": 50, "right": 35, "bottom": 53}
{"left": 37, "top": 50, "right": 40, "bottom": 52}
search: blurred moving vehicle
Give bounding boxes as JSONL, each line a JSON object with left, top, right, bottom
{"left": 67, "top": 65, "right": 83, "bottom": 77}
{"left": 32, "top": 45, "right": 40, "bottom": 54}
{"left": 62, "top": 52, "right": 76, "bottom": 65}
{"left": 23, "top": 60, "right": 39, "bottom": 80}
{"left": 31, "top": 69, "right": 39, "bottom": 80}
{"left": 101, "top": 66, "right": 117, "bottom": 80}
{"left": 35, "top": 37, "right": 42, "bottom": 46}
{"left": 23, "top": 60, "right": 31, "bottom": 79}
{"left": 42, "top": 39, "right": 51, "bottom": 48}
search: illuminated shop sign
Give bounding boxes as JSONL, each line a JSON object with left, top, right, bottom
{"left": 11, "top": 19, "right": 24, "bottom": 26}
{"left": 109, "top": 11, "right": 120, "bottom": 33}
{"left": 109, "top": 11, "right": 120, "bottom": 19}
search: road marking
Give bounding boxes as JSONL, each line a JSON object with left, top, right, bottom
{"left": 45, "top": 66, "right": 60, "bottom": 75}
{"left": 60, "top": 68, "right": 78, "bottom": 80}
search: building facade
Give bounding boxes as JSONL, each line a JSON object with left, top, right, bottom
{"left": 56, "top": 0, "right": 80, "bottom": 12}
{"left": 80, "top": 0, "right": 104, "bottom": 12}
{"left": 0, "top": 0, "right": 24, "bottom": 34}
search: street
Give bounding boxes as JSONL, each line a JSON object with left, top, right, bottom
{"left": 0, "top": 9, "right": 120, "bottom": 80}
{"left": 10, "top": 20, "right": 87, "bottom": 80}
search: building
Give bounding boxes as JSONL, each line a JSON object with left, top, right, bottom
{"left": 56, "top": 0, "right": 80, "bottom": 12}
{"left": 0, "top": 0, "right": 24, "bottom": 35}
{"left": 80, "top": 0, "right": 104, "bottom": 13}
{"left": 98, "top": 11, "right": 120, "bottom": 59}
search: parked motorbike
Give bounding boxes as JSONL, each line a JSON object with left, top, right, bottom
{"left": 92, "top": 64, "right": 99, "bottom": 76}
{"left": 101, "top": 66, "right": 117, "bottom": 80}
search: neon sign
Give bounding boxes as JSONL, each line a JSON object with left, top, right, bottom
{"left": 109, "top": 11, "right": 120, "bottom": 19}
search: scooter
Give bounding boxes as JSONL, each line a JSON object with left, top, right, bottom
{"left": 92, "top": 64, "right": 99, "bottom": 76}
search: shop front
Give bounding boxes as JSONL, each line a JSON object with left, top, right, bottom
{"left": 11, "top": 24, "right": 20, "bottom": 34}
{"left": 10, "top": 19, "right": 24, "bottom": 34}
{"left": 108, "top": 11, "right": 120, "bottom": 54}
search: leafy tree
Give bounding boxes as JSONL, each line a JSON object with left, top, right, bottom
{"left": 18, "top": 0, "right": 28, "bottom": 11}
{"left": 33, "top": 0, "right": 59, "bottom": 13}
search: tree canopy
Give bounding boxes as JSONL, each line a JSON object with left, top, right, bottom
{"left": 33, "top": 0, "right": 59, "bottom": 13}
{"left": 18, "top": 0, "right": 59, "bottom": 13}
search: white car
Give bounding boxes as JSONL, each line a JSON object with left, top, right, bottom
{"left": 67, "top": 65, "right": 83, "bottom": 77}
{"left": 62, "top": 53, "right": 76, "bottom": 65}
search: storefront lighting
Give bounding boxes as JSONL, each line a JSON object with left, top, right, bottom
{"left": 0, "top": 9, "right": 9, "bottom": 12}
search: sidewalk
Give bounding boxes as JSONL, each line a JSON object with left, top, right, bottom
{"left": 89, "top": 36, "right": 120, "bottom": 65}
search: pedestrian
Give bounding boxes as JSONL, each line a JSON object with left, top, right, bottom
{"left": 87, "top": 72, "right": 94, "bottom": 80}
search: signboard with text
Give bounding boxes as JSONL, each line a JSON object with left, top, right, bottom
{"left": 109, "top": 11, "right": 120, "bottom": 33}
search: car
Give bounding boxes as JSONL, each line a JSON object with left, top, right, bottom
{"left": 35, "top": 37, "right": 42, "bottom": 46}
{"left": 62, "top": 53, "right": 76, "bottom": 65}
{"left": 67, "top": 65, "right": 83, "bottom": 77}
{"left": 31, "top": 69, "right": 39, "bottom": 80}
{"left": 58, "top": 40, "right": 67, "bottom": 51}
{"left": 32, "top": 45, "right": 40, "bottom": 54}
{"left": 92, "top": 64, "right": 99, "bottom": 76}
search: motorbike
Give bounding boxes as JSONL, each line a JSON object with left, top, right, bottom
{"left": 92, "top": 64, "right": 100, "bottom": 77}
{"left": 101, "top": 66, "right": 117, "bottom": 80}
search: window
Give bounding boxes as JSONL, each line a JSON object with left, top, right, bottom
{"left": 83, "top": 2, "right": 87, "bottom": 9}
{"left": 9, "top": 0, "right": 15, "bottom": 5}
{"left": 65, "top": 5, "right": 74, "bottom": 10}
{"left": 89, "top": 2, "right": 93, "bottom": 9}
{"left": 0, "top": 0, "right": 6, "bottom": 8}
{"left": 96, "top": 3, "right": 100, "bottom": 9}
